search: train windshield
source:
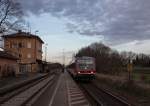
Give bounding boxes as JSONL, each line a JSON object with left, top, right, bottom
{"left": 78, "top": 64, "right": 95, "bottom": 70}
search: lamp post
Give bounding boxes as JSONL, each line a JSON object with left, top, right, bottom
{"left": 45, "top": 43, "right": 48, "bottom": 62}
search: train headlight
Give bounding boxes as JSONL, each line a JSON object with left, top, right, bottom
{"left": 91, "top": 71, "right": 93, "bottom": 73}
{"left": 78, "top": 72, "right": 80, "bottom": 74}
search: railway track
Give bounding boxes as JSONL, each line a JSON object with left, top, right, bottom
{"left": 79, "top": 82, "right": 132, "bottom": 106}
{"left": 0, "top": 73, "right": 56, "bottom": 106}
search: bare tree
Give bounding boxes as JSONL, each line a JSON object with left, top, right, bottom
{"left": 0, "top": 0, "right": 23, "bottom": 34}
{"left": 120, "top": 51, "right": 136, "bottom": 64}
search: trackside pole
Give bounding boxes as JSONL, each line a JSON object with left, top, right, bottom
{"left": 127, "top": 60, "right": 133, "bottom": 82}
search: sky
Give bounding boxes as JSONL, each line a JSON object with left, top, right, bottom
{"left": 17, "top": 0, "right": 150, "bottom": 64}
{"left": 25, "top": 13, "right": 100, "bottom": 64}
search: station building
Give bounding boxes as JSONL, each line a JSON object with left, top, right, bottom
{"left": 2, "top": 30, "right": 44, "bottom": 73}
{"left": 0, "top": 51, "right": 19, "bottom": 78}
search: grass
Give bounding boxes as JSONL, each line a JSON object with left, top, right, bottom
{"left": 96, "top": 73, "right": 150, "bottom": 104}
{"left": 119, "top": 67, "right": 150, "bottom": 84}
{"left": 132, "top": 70, "right": 150, "bottom": 84}
{"left": 115, "top": 81, "right": 150, "bottom": 99}
{"left": 134, "top": 73, "right": 150, "bottom": 80}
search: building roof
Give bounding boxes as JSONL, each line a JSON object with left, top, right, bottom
{"left": 0, "top": 51, "right": 18, "bottom": 60}
{"left": 2, "top": 30, "right": 44, "bottom": 43}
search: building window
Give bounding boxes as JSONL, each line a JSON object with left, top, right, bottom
{"left": 19, "top": 54, "right": 22, "bottom": 58}
{"left": 11, "top": 42, "right": 25, "bottom": 48}
{"left": 27, "top": 42, "right": 31, "bottom": 48}
{"left": 18, "top": 42, "right": 22, "bottom": 48}
{"left": 19, "top": 42, "right": 25, "bottom": 48}
{"left": 6, "top": 42, "right": 10, "bottom": 48}
{"left": 27, "top": 53, "right": 31, "bottom": 58}
{"left": 12, "top": 43, "right": 18, "bottom": 48}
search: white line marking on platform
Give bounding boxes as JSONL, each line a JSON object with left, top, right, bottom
{"left": 66, "top": 72, "right": 91, "bottom": 106}
{"left": 48, "top": 75, "right": 61, "bottom": 106}
{"left": 71, "top": 99, "right": 87, "bottom": 105}
{"left": 66, "top": 81, "right": 71, "bottom": 106}
{"left": 70, "top": 93, "right": 84, "bottom": 97}
{"left": 69, "top": 92, "right": 83, "bottom": 95}
{"left": 71, "top": 96, "right": 85, "bottom": 101}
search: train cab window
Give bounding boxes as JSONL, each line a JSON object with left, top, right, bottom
{"left": 78, "top": 64, "right": 94, "bottom": 70}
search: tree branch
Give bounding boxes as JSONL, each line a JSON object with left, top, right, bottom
{"left": 0, "top": 0, "right": 10, "bottom": 27}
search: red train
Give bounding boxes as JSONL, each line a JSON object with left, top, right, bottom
{"left": 68, "top": 56, "right": 96, "bottom": 80}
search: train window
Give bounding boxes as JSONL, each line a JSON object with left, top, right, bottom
{"left": 78, "top": 64, "right": 94, "bottom": 70}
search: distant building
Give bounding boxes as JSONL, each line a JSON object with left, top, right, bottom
{"left": 0, "top": 51, "right": 18, "bottom": 78}
{"left": 2, "top": 30, "right": 44, "bottom": 73}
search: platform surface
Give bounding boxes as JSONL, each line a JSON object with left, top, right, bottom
{"left": 50, "top": 71, "right": 90, "bottom": 106}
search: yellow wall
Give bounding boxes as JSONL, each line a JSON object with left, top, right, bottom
{"left": 4, "top": 37, "right": 43, "bottom": 64}
{"left": 4, "top": 36, "right": 43, "bottom": 72}
{"left": 0, "top": 58, "right": 19, "bottom": 77}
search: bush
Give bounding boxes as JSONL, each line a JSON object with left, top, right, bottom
{"left": 140, "top": 75, "right": 147, "bottom": 81}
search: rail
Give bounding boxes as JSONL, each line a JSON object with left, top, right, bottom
{"left": 0, "top": 73, "right": 56, "bottom": 106}
{"left": 79, "top": 82, "right": 132, "bottom": 106}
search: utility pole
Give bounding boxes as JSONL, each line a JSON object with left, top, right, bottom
{"left": 62, "top": 49, "right": 65, "bottom": 73}
{"left": 62, "top": 49, "right": 65, "bottom": 66}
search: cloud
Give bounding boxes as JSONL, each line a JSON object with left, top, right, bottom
{"left": 19, "top": 0, "right": 150, "bottom": 45}
{"left": 113, "top": 40, "right": 150, "bottom": 54}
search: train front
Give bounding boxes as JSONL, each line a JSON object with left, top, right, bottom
{"left": 75, "top": 57, "right": 96, "bottom": 80}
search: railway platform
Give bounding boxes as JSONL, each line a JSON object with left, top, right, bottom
{"left": 32, "top": 70, "right": 90, "bottom": 106}
{"left": 51, "top": 71, "right": 90, "bottom": 106}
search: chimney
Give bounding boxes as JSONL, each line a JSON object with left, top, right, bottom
{"left": 18, "top": 30, "right": 22, "bottom": 33}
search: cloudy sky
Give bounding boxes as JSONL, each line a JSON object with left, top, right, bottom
{"left": 18, "top": 0, "right": 150, "bottom": 64}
